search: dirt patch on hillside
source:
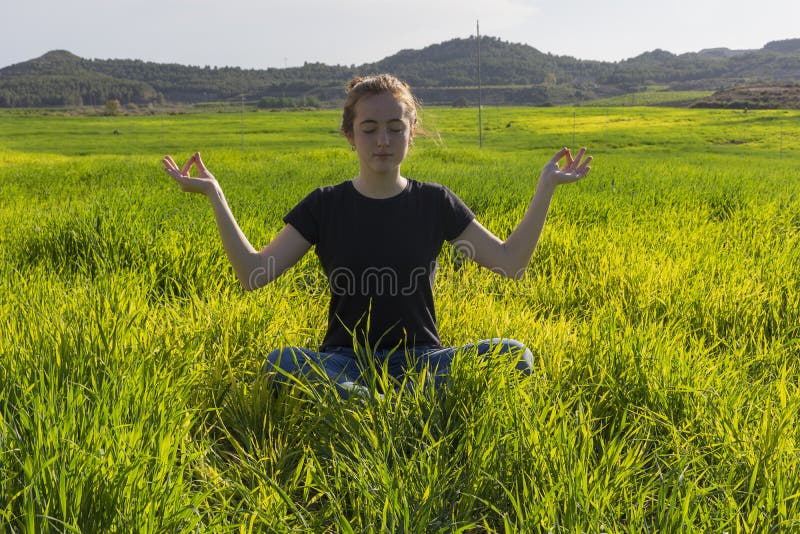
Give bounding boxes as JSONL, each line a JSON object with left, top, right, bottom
{"left": 691, "top": 83, "right": 800, "bottom": 109}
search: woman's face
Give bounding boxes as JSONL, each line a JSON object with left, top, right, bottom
{"left": 347, "top": 91, "right": 414, "bottom": 177}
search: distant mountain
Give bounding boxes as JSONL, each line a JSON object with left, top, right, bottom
{"left": 0, "top": 49, "right": 355, "bottom": 107}
{"left": 0, "top": 50, "right": 160, "bottom": 107}
{"left": 696, "top": 48, "right": 752, "bottom": 59}
{"left": 1, "top": 37, "right": 800, "bottom": 108}
{"left": 764, "top": 38, "right": 800, "bottom": 54}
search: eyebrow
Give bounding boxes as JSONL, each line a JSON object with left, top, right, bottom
{"left": 358, "top": 118, "right": 405, "bottom": 126}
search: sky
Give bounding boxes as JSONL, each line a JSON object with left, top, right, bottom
{"left": 2, "top": 0, "right": 799, "bottom": 70}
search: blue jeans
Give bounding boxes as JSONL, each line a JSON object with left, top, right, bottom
{"left": 264, "top": 338, "right": 533, "bottom": 397}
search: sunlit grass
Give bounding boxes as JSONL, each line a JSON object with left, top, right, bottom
{"left": 581, "top": 90, "right": 714, "bottom": 107}
{"left": 1, "top": 107, "right": 799, "bottom": 530}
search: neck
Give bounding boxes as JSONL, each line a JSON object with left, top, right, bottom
{"left": 352, "top": 171, "right": 407, "bottom": 199}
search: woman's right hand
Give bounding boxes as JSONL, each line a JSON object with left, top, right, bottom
{"left": 162, "top": 152, "right": 218, "bottom": 196}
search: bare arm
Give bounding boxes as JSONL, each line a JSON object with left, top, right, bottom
{"left": 451, "top": 147, "right": 592, "bottom": 280}
{"left": 162, "top": 152, "right": 311, "bottom": 290}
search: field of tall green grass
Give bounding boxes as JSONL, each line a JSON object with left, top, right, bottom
{"left": 1, "top": 105, "right": 799, "bottom": 532}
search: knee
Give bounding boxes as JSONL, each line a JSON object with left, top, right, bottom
{"left": 514, "top": 346, "right": 534, "bottom": 375}
{"left": 485, "top": 338, "right": 534, "bottom": 375}
{"left": 264, "top": 346, "right": 309, "bottom": 374}
{"left": 496, "top": 338, "right": 526, "bottom": 352}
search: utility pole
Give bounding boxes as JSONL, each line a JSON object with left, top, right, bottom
{"left": 477, "top": 20, "right": 483, "bottom": 148}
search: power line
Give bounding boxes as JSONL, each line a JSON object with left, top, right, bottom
{"left": 477, "top": 20, "right": 483, "bottom": 149}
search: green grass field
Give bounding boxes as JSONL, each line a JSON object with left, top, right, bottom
{"left": 1, "top": 105, "right": 799, "bottom": 532}
{"left": 580, "top": 89, "right": 715, "bottom": 107}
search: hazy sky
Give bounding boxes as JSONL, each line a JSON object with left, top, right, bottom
{"left": 2, "top": 0, "right": 799, "bottom": 69}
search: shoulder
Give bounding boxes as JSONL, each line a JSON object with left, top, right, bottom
{"left": 310, "top": 180, "right": 350, "bottom": 197}
{"left": 407, "top": 179, "right": 470, "bottom": 211}
{"left": 296, "top": 180, "right": 351, "bottom": 205}
{"left": 406, "top": 179, "right": 462, "bottom": 201}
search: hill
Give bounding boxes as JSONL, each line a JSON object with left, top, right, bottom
{"left": 0, "top": 49, "right": 356, "bottom": 108}
{"left": 1, "top": 37, "right": 800, "bottom": 108}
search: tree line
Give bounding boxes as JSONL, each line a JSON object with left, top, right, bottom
{"left": 1, "top": 37, "right": 799, "bottom": 108}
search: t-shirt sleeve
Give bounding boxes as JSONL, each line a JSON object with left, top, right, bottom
{"left": 283, "top": 188, "right": 322, "bottom": 245}
{"left": 440, "top": 185, "right": 475, "bottom": 241}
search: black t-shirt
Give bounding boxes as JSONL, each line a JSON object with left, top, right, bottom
{"left": 284, "top": 179, "right": 475, "bottom": 351}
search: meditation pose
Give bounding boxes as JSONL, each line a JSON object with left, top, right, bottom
{"left": 163, "top": 74, "right": 591, "bottom": 395}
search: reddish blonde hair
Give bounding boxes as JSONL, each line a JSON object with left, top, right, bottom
{"left": 340, "top": 74, "right": 420, "bottom": 137}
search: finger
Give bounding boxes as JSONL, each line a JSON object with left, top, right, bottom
{"left": 180, "top": 154, "right": 196, "bottom": 176}
{"left": 576, "top": 157, "right": 592, "bottom": 176}
{"left": 570, "top": 147, "right": 587, "bottom": 169}
{"left": 194, "top": 152, "right": 208, "bottom": 174}
{"left": 162, "top": 156, "right": 180, "bottom": 172}
{"left": 547, "top": 147, "right": 569, "bottom": 166}
{"left": 164, "top": 165, "right": 182, "bottom": 179}
{"left": 564, "top": 148, "right": 574, "bottom": 168}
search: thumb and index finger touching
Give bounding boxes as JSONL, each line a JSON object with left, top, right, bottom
{"left": 549, "top": 146, "right": 589, "bottom": 165}
{"left": 549, "top": 147, "right": 592, "bottom": 171}
{"left": 193, "top": 152, "right": 210, "bottom": 174}
{"left": 543, "top": 147, "right": 593, "bottom": 182}
{"left": 548, "top": 147, "right": 570, "bottom": 167}
{"left": 162, "top": 151, "right": 207, "bottom": 176}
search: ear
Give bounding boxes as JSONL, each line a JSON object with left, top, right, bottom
{"left": 345, "top": 131, "right": 355, "bottom": 148}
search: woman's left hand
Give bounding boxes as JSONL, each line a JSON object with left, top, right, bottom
{"left": 539, "top": 147, "right": 592, "bottom": 187}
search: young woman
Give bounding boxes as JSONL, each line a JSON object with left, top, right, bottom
{"left": 162, "top": 74, "right": 591, "bottom": 395}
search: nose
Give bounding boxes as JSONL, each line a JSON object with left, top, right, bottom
{"left": 377, "top": 127, "right": 390, "bottom": 146}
